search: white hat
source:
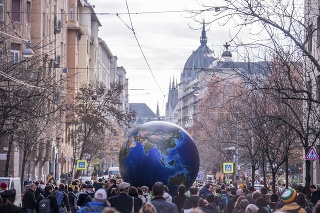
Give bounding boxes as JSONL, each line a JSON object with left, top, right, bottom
{"left": 93, "top": 189, "right": 107, "bottom": 202}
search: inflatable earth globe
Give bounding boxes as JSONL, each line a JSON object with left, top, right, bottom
{"left": 119, "top": 121, "right": 200, "bottom": 195}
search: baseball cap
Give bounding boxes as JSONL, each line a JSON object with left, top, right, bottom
{"left": 93, "top": 188, "right": 107, "bottom": 202}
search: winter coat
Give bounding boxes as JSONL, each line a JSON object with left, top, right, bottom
{"left": 0, "top": 204, "right": 27, "bottom": 213}
{"left": 77, "top": 201, "right": 107, "bottom": 213}
{"left": 151, "top": 197, "right": 179, "bottom": 213}
{"left": 22, "top": 188, "right": 36, "bottom": 209}
{"left": 199, "top": 187, "right": 213, "bottom": 199}
{"left": 183, "top": 195, "right": 201, "bottom": 210}
{"left": 108, "top": 193, "right": 140, "bottom": 213}
{"left": 172, "top": 194, "right": 188, "bottom": 213}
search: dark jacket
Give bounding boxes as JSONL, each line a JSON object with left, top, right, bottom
{"left": 183, "top": 195, "right": 201, "bottom": 209}
{"left": 151, "top": 196, "right": 179, "bottom": 213}
{"left": 108, "top": 193, "right": 140, "bottom": 213}
{"left": 36, "top": 193, "right": 59, "bottom": 213}
{"left": 200, "top": 204, "right": 219, "bottom": 213}
{"left": 55, "top": 190, "right": 71, "bottom": 211}
{"left": 34, "top": 186, "right": 43, "bottom": 200}
{"left": 311, "top": 190, "right": 320, "bottom": 205}
{"left": 107, "top": 184, "right": 119, "bottom": 198}
{"left": 0, "top": 204, "right": 27, "bottom": 213}
{"left": 22, "top": 188, "right": 36, "bottom": 209}
{"left": 77, "top": 201, "right": 108, "bottom": 213}
{"left": 172, "top": 194, "right": 188, "bottom": 213}
{"left": 199, "top": 187, "right": 213, "bottom": 199}
{"left": 77, "top": 191, "right": 94, "bottom": 207}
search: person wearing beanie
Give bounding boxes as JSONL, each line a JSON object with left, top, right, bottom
{"left": 78, "top": 188, "right": 109, "bottom": 213}
{"left": 0, "top": 181, "right": 8, "bottom": 191}
{"left": 280, "top": 188, "right": 307, "bottom": 213}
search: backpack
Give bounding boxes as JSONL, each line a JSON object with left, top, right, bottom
{"left": 222, "top": 193, "right": 228, "bottom": 207}
{"left": 215, "top": 196, "right": 226, "bottom": 213}
{"left": 39, "top": 195, "right": 51, "bottom": 213}
{"left": 55, "top": 190, "right": 64, "bottom": 207}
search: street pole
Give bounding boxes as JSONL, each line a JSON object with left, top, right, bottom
{"left": 234, "top": 111, "right": 239, "bottom": 186}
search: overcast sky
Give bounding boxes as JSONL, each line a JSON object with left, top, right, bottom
{"left": 91, "top": 0, "right": 238, "bottom": 115}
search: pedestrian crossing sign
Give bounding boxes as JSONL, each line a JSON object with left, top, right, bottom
{"left": 223, "top": 162, "right": 234, "bottom": 174}
{"left": 76, "top": 160, "right": 87, "bottom": 170}
{"left": 305, "top": 147, "right": 319, "bottom": 160}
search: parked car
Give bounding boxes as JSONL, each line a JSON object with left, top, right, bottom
{"left": 0, "top": 177, "right": 22, "bottom": 206}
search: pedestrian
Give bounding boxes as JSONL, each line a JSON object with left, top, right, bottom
{"left": 77, "top": 184, "right": 95, "bottom": 208}
{"left": 310, "top": 185, "right": 320, "bottom": 206}
{"left": 55, "top": 183, "right": 71, "bottom": 213}
{"left": 107, "top": 179, "right": 119, "bottom": 198}
{"left": 183, "top": 186, "right": 201, "bottom": 211}
{"left": 102, "top": 206, "right": 121, "bottom": 213}
{"left": 108, "top": 182, "right": 140, "bottom": 213}
{"left": 141, "top": 186, "right": 152, "bottom": 202}
{"left": 280, "top": 188, "right": 307, "bottom": 213}
{"left": 232, "top": 196, "right": 246, "bottom": 213}
{"left": 256, "top": 197, "right": 270, "bottom": 213}
{"left": 313, "top": 201, "right": 320, "bottom": 213}
{"left": 0, "top": 189, "right": 26, "bottom": 213}
{"left": 164, "top": 185, "right": 173, "bottom": 202}
{"left": 94, "top": 178, "right": 104, "bottom": 191}
{"left": 67, "top": 187, "right": 78, "bottom": 213}
{"left": 173, "top": 184, "right": 188, "bottom": 213}
{"left": 0, "top": 181, "right": 8, "bottom": 193}
{"left": 77, "top": 188, "right": 109, "bottom": 213}
{"left": 297, "top": 193, "right": 312, "bottom": 213}
{"left": 129, "top": 186, "right": 143, "bottom": 209}
{"left": 34, "top": 181, "right": 43, "bottom": 200}
{"left": 246, "top": 187, "right": 255, "bottom": 204}
{"left": 269, "top": 194, "right": 279, "bottom": 212}
{"left": 215, "top": 188, "right": 227, "bottom": 213}
{"left": 198, "top": 198, "right": 219, "bottom": 213}
{"left": 139, "top": 202, "right": 157, "bottom": 213}
{"left": 22, "top": 183, "right": 36, "bottom": 213}
{"left": 245, "top": 204, "right": 259, "bottom": 213}
{"left": 252, "top": 191, "right": 262, "bottom": 204}
{"left": 239, "top": 199, "right": 250, "bottom": 213}
{"left": 150, "top": 182, "right": 178, "bottom": 213}
{"left": 36, "top": 185, "right": 59, "bottom": 213}
{"left": 199, "top": 183, "right": 214, "bottom": 199}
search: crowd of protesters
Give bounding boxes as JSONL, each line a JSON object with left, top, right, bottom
{"left": 1, "top": 175, "right": 320, "bottom": 213}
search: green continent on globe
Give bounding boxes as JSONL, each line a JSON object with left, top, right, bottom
{"left": 168, "top": 173, "right": 188, "bottom": 186}
{"left": 131, "top": 127, "right": 182, "bottom": 156}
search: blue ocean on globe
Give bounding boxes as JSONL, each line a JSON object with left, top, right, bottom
{"left": 119, "top": 121, "right": 200, "bottom": 195}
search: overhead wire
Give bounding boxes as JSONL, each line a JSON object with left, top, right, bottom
{"left": 124, "top": 0, "right": 165, "bottom": 98}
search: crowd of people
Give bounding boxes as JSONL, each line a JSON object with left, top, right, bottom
{"left": 1, "top": 176, "right": 320, "bottom": 213}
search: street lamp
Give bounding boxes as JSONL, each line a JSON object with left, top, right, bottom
{"left": 22, "top": 41, "right": 34, "bottom": 58}
{"left": 222, "top": 42, "right": 232, "bottom": 60}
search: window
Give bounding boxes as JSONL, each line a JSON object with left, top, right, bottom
{"left": 11, "top": 43, "right": 20, "bottom": 63}
{"left": 26, "top": 1, "right": 31, "bottom": 23}
{"left": 12, "top": 0, "right": 21, "bottom": 22}
{"left": 11, "top": 50, "right": 19, "bottom": 63}
{"left": 70, "top": 4, "right": 74, "bottom": 21}
{"left": 0, "top": 0, "right": 4, "bottom": 22}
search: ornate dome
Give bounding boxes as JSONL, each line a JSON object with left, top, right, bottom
{"left": 181, "top": 22, "right": 216, "bottom": 83}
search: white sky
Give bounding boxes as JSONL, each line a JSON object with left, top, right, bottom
{"left": 91, "top": 0, "right": 240, "bottom": 115}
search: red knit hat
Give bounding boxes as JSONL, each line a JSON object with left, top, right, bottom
{"left": 0, "top": 182, "right": 8, "bottom": 189}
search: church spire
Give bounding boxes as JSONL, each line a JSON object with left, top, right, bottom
{"left": 156, "top": 102, "right": 160, "bottom": 119}
{"left": 200, "top": 20, "right": 207, "bottom": 46}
